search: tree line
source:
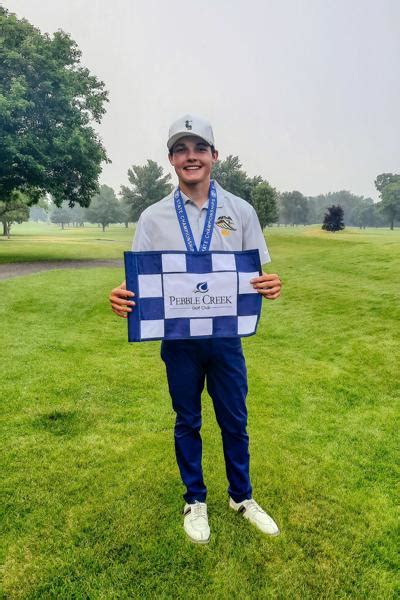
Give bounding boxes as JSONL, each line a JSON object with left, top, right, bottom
{"left": 22, "top": 159, "right": 399, "bottom": 235}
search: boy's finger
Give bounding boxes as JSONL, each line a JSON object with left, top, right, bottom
{"left": 250, "top": 274, "right": 278, "bottom": 283}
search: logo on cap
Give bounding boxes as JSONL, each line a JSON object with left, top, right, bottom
{"left": 185, "top": 120, "right": 192, "bottom": 130}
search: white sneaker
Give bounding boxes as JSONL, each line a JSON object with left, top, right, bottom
{"left": 183, "top": 501, "right": 210, "bottom": 544}
{"left": 229, "top": 497, "right": 280, "bottom": 536}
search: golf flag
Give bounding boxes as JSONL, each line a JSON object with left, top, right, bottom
{"left": 124, "top": 250, "right": 263, "bottom": 342}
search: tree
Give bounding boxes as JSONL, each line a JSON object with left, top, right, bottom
{"left": 0, "top": 191, "right": 29, "bottom": 237}
{"left": 212, "top": 156, "right": 260, "bottom": 203}
{"left": 69, "top": 204, "right": 86, "bottom": 227}
{"left": 0, "top": 8, "right": 109, "bottom": 208}
{"left": 322, "top": 205, "right": 345, "bottom": 232}
{"left": 304, "top": 193, "right": 331, "bottom": 224}
{"left": 29, "top": 196, "right": 50, "bottom": 222}
{"left": 251, "top": 182, "right": 278, "bottom": 229}
{"left": 374, "top": 173, "right": 400, "bottom": 229}
{"left": 374, "top": 173, "right": 400, "bottom": 195}
{"left": 305, "top": 196, "right": 319, "bottom": 225}
{"left": 379, "top": 182, "right": 400, "bottom": 230}
{"left": 120, "top": 160, "right": 172, "bottom": 222}
{"left": 29, "top": 205, "right": 48, "bottom": 222}
{"left": 352, "top": 199, "right": 376, "bottom": 229}
{"left": 279, "top": 191, "right": 308, "bottom": 225}
{"left": 118, "top": 198, "right": 131, "bottom": 228}
{"left": 50, "top": 202, "right": 71, "bottom": 230}
{"left": 86, "top": 185, "right": 121, "bottom": 231}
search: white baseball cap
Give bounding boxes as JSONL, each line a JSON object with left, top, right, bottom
{"left": 167, "top": 113, "right": 215, "bottom": 150}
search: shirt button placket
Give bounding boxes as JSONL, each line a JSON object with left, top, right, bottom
{"left": 198, "top": 209, "right": 204, "bottom": 246}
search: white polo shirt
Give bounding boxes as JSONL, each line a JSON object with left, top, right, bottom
{"left": 131, "top": 180, "right": 271, "bottom": 264}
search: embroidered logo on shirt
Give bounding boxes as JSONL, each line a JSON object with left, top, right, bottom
{"left": 216, "top": 216, "right": 236, "bottom": 231}
{"left": 216, "top": 216, "right": 236, "bottom": 237}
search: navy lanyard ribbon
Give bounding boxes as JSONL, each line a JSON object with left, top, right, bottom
{"left": 174, "top": 180, "right": 217, "bottom": 252}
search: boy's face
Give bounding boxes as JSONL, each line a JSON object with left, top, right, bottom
{"left": 168, "top": 135, "right": 218, "bottom": 186}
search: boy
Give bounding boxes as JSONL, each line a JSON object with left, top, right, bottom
{"left": 109, "top": 114, "right": 282, "bottom": 543}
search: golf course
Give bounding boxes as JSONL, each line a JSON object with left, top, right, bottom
{"left": 1, "top": 223, "right": 398, "bottom": 599}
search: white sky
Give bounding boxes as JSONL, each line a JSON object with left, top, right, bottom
{"left": 5, "top": 0, "right": 400, "bottom": 200}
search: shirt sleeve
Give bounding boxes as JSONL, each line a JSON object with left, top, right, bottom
{"left": 242, "top": 206, "right": 271, "bottom": 265}
{"left": 131, "top": 214, "right": 153, "bottom": 251}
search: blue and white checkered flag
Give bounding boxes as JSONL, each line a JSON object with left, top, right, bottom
{"left": 124, "top": 250, "right": 262, "bottom": 342}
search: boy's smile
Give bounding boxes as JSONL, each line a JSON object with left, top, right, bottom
{"left": 169, "top": 135, "right": 218, "bottom": 187}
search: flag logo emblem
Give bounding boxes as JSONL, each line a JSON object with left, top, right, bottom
{"left": 195, "top": 281, "right": 209, "bottom": 293}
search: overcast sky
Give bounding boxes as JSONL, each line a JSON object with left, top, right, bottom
{"left": 5, "top": 0, "right": 400, "bottom": 200}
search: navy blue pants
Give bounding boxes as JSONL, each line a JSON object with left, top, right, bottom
{"left": 160, "top": 337, "right": 252, "bottom": 504}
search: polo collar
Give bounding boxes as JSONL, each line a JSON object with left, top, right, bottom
{"left": 174, "top": 181, "right": 225, "bottom": 209}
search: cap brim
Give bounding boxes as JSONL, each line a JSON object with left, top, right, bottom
{"left": 167, "top": 132, "right": 211, "bottom": 150}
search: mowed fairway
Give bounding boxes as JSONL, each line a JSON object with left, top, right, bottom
{"left": 1, "top": 224, "right": 399, "bottom": 599}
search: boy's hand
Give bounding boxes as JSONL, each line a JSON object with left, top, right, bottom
{"left": 109, "top": 281, "right": 135, "bottom": 318}
{"left": 250, "top": 272, "right": 282, "bottom": 300}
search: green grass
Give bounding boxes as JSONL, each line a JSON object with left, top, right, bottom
{"left": 0, "top": 222, "right": 133, "bottom": 263}
{"left": 1, "top": 225, "right": 399, "bottom": 599}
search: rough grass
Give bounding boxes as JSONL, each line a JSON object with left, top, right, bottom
{"left": 0, "top": 222, "right": 132, "bottom": 263}
{"left": 1, "top": 225, "right": 399, "bottom": 599}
